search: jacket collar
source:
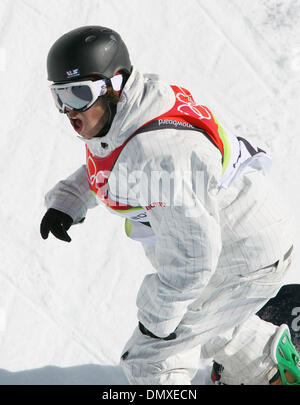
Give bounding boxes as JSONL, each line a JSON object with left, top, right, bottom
{"left": 79, "top": 67, "right": 175, "bottom": 157}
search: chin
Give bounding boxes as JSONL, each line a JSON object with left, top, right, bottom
{"left": 84, "top": 133, "right": 96, "bottom": 140}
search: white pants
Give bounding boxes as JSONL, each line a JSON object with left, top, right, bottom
{"left": 120, "top": 250, "right": 293, "bottom": 385}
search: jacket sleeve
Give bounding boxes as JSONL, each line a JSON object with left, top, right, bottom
{"left": 44, "top": 165, "right": 99, "bottom": 223}
{"left": 135, "top": 136, "right": 222, "bottom": 338}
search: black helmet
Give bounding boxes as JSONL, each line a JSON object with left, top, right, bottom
{"left": 47, "top": 25, "right": 132, "bottom": 83}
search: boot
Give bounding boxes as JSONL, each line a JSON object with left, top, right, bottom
{"left": 211, "top": 324, "right": 300, "bottom": 385}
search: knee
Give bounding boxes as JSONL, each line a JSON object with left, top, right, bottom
{"left": 120, "top": 353, "right": 163, "bottom": 385}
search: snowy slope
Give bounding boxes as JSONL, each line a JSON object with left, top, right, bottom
{"left": 0, "top": 0, "right": 299, "bottom": 384}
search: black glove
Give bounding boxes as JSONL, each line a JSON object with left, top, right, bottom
{"left": 40, "top": 208, "right": 73, "bottom": 242}
{"left": 138, "top": 322, "right": 176, "bottom": 341}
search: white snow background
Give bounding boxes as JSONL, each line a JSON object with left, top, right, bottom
{"left": 0, "top": 0, "right": 299, "bottom": 385}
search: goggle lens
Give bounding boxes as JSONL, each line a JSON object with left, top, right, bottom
{"left": 51, "top": 84, "right": 94, "bottom": 112}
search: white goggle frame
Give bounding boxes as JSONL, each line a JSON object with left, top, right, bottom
{"left": 50, "top": 74, "right": 123, "bottom": 113}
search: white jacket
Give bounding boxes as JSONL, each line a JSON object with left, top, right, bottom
{"left": 45, "top": 68, "right": 294, "bottom": 338}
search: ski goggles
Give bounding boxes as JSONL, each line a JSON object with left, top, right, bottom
{"left": 50, "top": 74, "right": 123, "bottom": 113}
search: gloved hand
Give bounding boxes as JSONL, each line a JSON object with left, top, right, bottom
{"left": 40, "top": 208, "right": 73, "bottom": 242}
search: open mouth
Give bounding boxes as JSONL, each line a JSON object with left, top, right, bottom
{"left": 70, "top": 117, "right": 83, "bottom": 133}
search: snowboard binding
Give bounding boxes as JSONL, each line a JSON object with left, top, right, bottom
{"left": 270, "top": 324, "right": 300, "bottom": 385}
{"left": 211, "top": 324, "right": 300, "bottom": 385}
{"left": 211, "top": 284, "right": 300, "bottom": 385}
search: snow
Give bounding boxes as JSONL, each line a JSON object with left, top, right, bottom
{"left": 0, "top": 0, "right": 299, "bottom": 385}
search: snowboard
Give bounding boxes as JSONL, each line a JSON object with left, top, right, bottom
{"left": 256, "top": 284, "right": 300, "bottom": 352}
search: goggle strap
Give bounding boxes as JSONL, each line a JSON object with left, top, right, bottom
{"left": 111, "top": 74, "right": 123, "bottom": 92}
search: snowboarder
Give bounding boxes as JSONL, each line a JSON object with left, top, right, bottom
{"left": 41, "top": 25, "right": 300, "bottom": 385}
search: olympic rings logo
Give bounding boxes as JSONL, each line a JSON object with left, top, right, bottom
{"left": 176, "top": 87, "right": 211, "bottom": 120}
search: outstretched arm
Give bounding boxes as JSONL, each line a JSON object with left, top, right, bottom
{"left": 44, "top": 165, "right": 99, "bottom": 224}
{"left": 40, "top": 165, "right": 99, "bottom": 242}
